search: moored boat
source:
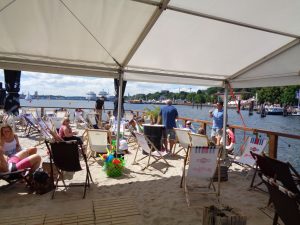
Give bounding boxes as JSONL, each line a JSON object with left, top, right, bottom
{"left": 266, "top": 106, "right": 283, "bottom": 115}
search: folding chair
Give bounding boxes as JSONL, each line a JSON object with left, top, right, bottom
{"left": 86, "top": 113, "right": 98, "bottom": 129}
{"left": 261, "top": 174, "right": 300, "bottom": 225}
{"left": 173, "top": 128, "right": 191, "bottom": 155}
{"left": 251, "top": 151, "right": 300, "bottom": 195}
{"left": 232, "top": 136, "right": 268, "bottom": 175}
{"left": 56, "top": 110, "right": 68, "bottom": 119}
{"left": 85, "top": 129, "right": 110, "bottom": 160}
{"left": 0, "top": 168, "right": 31, "bottom": 187}
{"left": 189, "top": 133, "right": 209, "bottom": 147}
{"left": 133, "top": 132, "right": 170, "bottom": 173}
{"left": 22, "top": 113, "right": 40, "bottom": 136}
{"left": 182, "top": 146, "right": 221, "bottom": 206}
{"left": 45, "top": 140, "right": 93, "bottom": 199}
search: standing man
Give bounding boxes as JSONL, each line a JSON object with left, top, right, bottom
{"left": 157, "top": 99, "right": 178, "bottom": 153}
{"left": 95, "top": 96, "right": 105, "bottom": 128}
{"left": 209, "top": 100, "right": 224, "bottom": 145}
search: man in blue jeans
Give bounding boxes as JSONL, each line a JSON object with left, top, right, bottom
{"left": 158, "top": 99, "right": 178, "bottom": 152}
{"left": 209, "top": 101, "right": 224, "bottom": 145}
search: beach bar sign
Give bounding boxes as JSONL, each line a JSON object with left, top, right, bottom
{"left": 187, "top": 147, "right": 218, "bottom": 179}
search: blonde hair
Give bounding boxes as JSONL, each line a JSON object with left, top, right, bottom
{"left": 0, "top": 124, "right": 15, "bottom": 144}
{"left": 62, "top": 117, "right": 70, "bottom": 125}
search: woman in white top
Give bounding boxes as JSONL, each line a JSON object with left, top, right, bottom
{"left": 0, "top": 124, "right": 41, "bottom": 172}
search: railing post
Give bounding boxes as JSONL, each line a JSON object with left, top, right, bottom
{"left": 268, "top": 134, "right": 278, "bottom": 159}
{"left": 203, "top": 123, "right": 207, "bottom": 134}
{"left": 41, "top": 107, "right": 44, "bottom": 117}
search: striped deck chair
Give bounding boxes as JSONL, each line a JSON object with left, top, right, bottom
{"left": 174, "top": 128, "right": 191, "bottom": 155}
{"left": 56, "top": 110, "right": 68, "bottom": 119}
{"left": 86, "top": 113, "right": 98, "bottom": 129}
{"left": 189, "top": 133, "right": 209, "bottom": 147}
{"left": 182, "top": 146, "right": 221, "bottom": 206}
{"left": 234, "top": 136, "right": 268, "bottom": 170}
{"left": 133, "top": 132, "right": 170, "bottom": 173}
{"left": 261, "top": 174, "right": 300, "bottom": 225}
{"left": 22, "top": 113, "right": 40, "bottom": 136}
{"left": 85, "top": 129, "right": 110, "bottom": 160}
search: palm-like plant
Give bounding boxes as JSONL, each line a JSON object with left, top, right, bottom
{"left": 144, "top": 106, "right": 160, "bottom": 124}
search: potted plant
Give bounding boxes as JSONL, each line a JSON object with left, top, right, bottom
{"left": 144, "top": 106, "right": 160, "bottom": 124}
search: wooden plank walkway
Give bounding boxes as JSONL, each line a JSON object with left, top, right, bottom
{"left": 0, "top": 197, "right": 141, "bottom": 225}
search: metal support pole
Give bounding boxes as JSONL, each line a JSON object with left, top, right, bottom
{"left": 116, "top": 71, "right": 124, "bottom": 153}
{"left": 222, "top": 82, "right": 229, "bottom": 157}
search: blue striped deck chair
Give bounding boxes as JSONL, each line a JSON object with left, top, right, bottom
{"left": 235, "top": 136, "right": 268, "bottom": 169}
{"left": 182, "top": 146, "right": 221, "bottom": 206}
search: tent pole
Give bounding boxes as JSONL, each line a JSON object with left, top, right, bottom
{"left": 222, "top": 82, "right": 229, "bottom": 157}
{"left": 116, "top": 71, "right": 124, "bottom": 154}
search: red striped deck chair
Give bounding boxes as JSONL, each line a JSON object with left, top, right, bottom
{"left": 182, "top": 146, "right": 221, "bottom": 206}
{"left": 234, "top": 136, "right": 268, "bottom": 170}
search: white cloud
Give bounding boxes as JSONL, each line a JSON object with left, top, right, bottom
{"left": 0, "top": 70, "right": 205, "bottom": 96}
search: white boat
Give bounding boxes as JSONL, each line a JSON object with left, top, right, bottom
{"left": 86, "top": 91, "right": 96, "bottom": 101}
{"left": 25, "top": 92, "right": 32, "bottom": 102}
{"left": 265, "top": 106, "right": 283, "bottom": 115}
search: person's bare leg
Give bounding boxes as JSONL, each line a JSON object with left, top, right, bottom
{"left": 27, "top": 154, "right": 42, "bottom": 171}
{"left": 26, "top": 147, "right": 37, "bottom": 155}
{"left": 161, "top": 137, "right": 168, "bottom": 151}
{"left": 169, "top": 139, "right": 175, "bottom": 153}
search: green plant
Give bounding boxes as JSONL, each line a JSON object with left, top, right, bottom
{"left": 144, "top": 106, "right": 160, "bottom": 124}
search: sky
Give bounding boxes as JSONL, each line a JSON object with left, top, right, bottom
{"left": 0, "top": 70, "right": 206, "bottom": 97}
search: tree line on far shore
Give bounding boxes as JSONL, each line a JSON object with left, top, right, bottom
{"left": 127, "top": 85, "right": 300, "bottom": 106}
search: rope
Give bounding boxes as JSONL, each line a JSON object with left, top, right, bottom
{"left": 227, "top": 82, "right": 247, "bottom": 141}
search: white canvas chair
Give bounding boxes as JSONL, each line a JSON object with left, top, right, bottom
{"left": 233, "top": 136, "right": 268, "bottom": 170}
{"left": 85, "top": 129, "right": 110, "bottom": 160}
{"left": 56, "top": 110, "right": 68, "bottom": 119}
{"left": 182, "top": 146, "right": 221, "bottom": 206}
{"left": 189, "top": 133, "right": 209, "bottom": 147}
{"left": 22, "top": 113, "right": 40, "bottom": 136}
{"left": 133, "top": 132, "right": 170, "bottom": 173}
{"left": 86, "top": 113, "right": 98, "bottom": 129}
{"left": 50, "top": 117, "right": 64, "bottom": 133}
{"left": 174, "top": 128, "right": 191, "bottom": 155}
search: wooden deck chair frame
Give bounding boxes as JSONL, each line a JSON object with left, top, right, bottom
{"left": 133, "top": 132, "right": 170, "bottom": 174}
{"left": 232, "top": 136, "right": 268, "bottom": 176}
{"left": 56, "top": 110, "right": 68, "bottom": 119}
{"left": 22, "top": 113, "right": 40, "bottom": 136}
{"left": 0, "top": 168, "right": 31, "bottom": 188}
{"left": 45, "top": 140, "right": 93, "bottom": 199}
{"left": 180, "top": 133, "right": 209, "bottom": 187}
{"left": 260, "top": 174, "right": 300, "bottom": 225}
{"left": 86, "top": 113, "right": 98, "bottom": 129}
{"left": 173, "top": 128, "right": 191, "bottom": 155}
{"left": 189, "top": 133, "right": 209, "bottom": 148}
{"left": 182, "top": 146, "right": 221, "bottom": 206}
{"left": 85, "top": 129, "right": 110, "bottom": 160}
{"left": 250, "top": 151, "right": 300, "bottom": 195}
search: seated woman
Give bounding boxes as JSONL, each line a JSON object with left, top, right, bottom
{"left": 59, "top": 117, "right": 83, "bottom": 145}
{"left": 185, "top": 121, "right": 196, "bottom": 133}
{"left": 0, "top": 124, "right": 41, "bottom": 173}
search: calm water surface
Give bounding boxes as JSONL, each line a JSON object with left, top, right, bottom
{"left": 21, "top": 99, "right": 300, "bottom": 171}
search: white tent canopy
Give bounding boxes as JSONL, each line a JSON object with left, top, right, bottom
{"left": 0, "top": 0, "right": 300, "bottom": 88}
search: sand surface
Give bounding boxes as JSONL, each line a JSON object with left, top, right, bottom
{"left": 0, "top": 126, "right": 276, "bottom": 225}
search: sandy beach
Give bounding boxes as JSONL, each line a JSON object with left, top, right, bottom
{"left": 0, "top": 126, "right": 276, "bottom": 225}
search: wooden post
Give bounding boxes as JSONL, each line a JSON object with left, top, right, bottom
{"left": 268, "top": 134, "right": 278, "bottom": 159}
{"left": 41, "top": 107, "right": 44, "bottom": 117}
{"left": 203, "top": 123, "right": 207, "bottom": 134}
{"left": 203, "top": 206, "right": 247, "bottom": 225}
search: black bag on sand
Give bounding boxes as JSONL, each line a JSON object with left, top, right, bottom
{"left": 32, "top": 168, "right": 54, "bottom": 195}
